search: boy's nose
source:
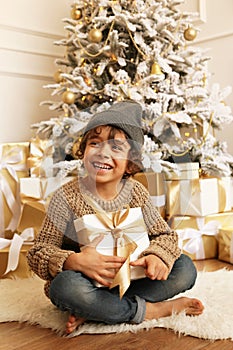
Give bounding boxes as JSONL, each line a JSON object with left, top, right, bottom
{"left": 98, "top": 142, "right": 111, "bottom": 158}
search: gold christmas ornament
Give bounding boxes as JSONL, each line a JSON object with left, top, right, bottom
{"left": 184, "top": 26, "right": 197, "bottom": 41}
{"left": 62, "top": 90, "right": 76, "bottom": 104}
{"left": 151, "top": 62, "right": 163, "bottom": 75}
{"left": 54, "top": 70, "right": 64, "bottom": 83}
{"left": 71, "top": 7, "right": 82, "bottom": 20}
{"left": 88, "top": 28, "right": 103, "bottom": 43}
{"left": 150, "top": 62, "right": 165, "bottom": 83}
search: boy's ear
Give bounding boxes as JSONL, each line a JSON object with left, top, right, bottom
{"left": 124, "top": 162, "right": 133, "bottom": 177}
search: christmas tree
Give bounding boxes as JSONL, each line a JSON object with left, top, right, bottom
{"left": 32, "top": 0, "right": 233, "bottom": 177}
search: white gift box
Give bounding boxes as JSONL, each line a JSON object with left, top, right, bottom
{"left": 20, "top": 176, "right": 74, "bottom": 200}
{"left": 166, "top": 177, "right": 232, "bottom": 217}
{"left": 165, "top": 162, "right": 199, "bottom": 180}
{"left": 74, "top": 207, "right": 150, "bottom": 286}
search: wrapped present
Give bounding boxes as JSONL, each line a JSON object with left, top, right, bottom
{"left": 17, "top": 201, "right": 45, "bottom": 234}
{"left": 74, "top": 195, "right": 150, "bottom": 298}
{"left": 217, "top": 227, "right": 233, "bottom": 264}
{"left": 18, "top": 176, "right": 74, "bottom": 233}
{"left": 169, "top": 211, "right": 233, "bottom": 231}
{"left": 164, "top": 162, "right": 199, "bottom": 180}
{"left": 176, "top": 219, "right": 219, "bottom": 260}
{"left": 0, "top": 142, "right": 29, "bottom": 238}
{"left": 27, "top": 136, "right": 54, "bottom": 177}
{"left": 166, "top": 177, "right": 232, "bottom": 217}
{"left": 0, "top": 229, "right": 34, "bottom": 278}
{"left": 133, "top": 171, "right": 166, "bottom": 218}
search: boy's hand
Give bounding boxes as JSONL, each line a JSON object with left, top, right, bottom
{"left": 130, "top": 254, "right": 169, "bottom": 280}
{"left": 63, "top": 234, "right": 126, "bottom": 287}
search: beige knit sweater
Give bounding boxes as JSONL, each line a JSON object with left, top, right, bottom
{"left": 27, "top": 177, "right": 181, "bottom": 297}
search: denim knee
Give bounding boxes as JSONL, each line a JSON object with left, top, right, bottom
{"left": 49, "top": 270, "right": 94, "bottom": 308}
{"left": 173, "top": 254, "right": 197, "bottom": 292}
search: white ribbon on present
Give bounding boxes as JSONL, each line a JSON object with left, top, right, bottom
{"left": 0, "top": 145, "right": 27, "bottom": 236}
{"left": 151, "top": 194, "right": 166, "bottom": 208}
{"left": 0, "top": 228, "right": 34, "bottom": 275}
{"left": 177, "top": 218, "right": 220, "bottom": 260}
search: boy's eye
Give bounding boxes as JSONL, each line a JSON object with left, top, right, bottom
{"left": 88, "top": 140, "right": 100, "bottom": 146}
{"left": 110, "top": 140, "right": 124, "bottom": 151}
{"left": 112, "top": 143, "right": 123, "bottom": 151}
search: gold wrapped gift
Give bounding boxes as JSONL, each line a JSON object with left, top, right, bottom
{"left": 17, "top": 201, "right": 46, "bottom": 235}
{"left": 166, "top": 177, "right": 232, "bottom": 217}
{"left": 218, "top": 227, "right": 233, "bottom": 264}
{"left": 0, "top": 230, "right": 34, "bottom": 279}
{"left": 27, "top": 136, "right": 54, "bottom": 177}
{"left": 18, "top": 176, "right": 74, "bottom": 234}
{"left": 0, "top": 142, "right": 29, "bottom": 238}
{"left": 0, "top": 245, "right": 33, "bottom": 279}
{"left": 133, "top": 171, "right": 166, "bottom": 218}
{"left": 176, "top": 221, "right": 219, "bottom": 260}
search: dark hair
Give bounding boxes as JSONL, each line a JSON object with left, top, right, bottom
{"left": 74, "top": 125, "right": 143, "bottom": 178}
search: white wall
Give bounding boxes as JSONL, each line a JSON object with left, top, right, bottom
{"left": 1, "top": 0, "right": 233, "bottom": 153}
{"left": 0, "top": 0, "right": 71, "bottom": 143}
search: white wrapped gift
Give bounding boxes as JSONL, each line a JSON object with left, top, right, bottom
{"left": 74, "top": 205, "right": 150, "bottom": 297}
{"left": 166, "top": 177, "right": 232, "bottom": 217}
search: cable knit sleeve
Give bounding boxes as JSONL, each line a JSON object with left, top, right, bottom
{"left": 27, "top": 181, "right": 77, "bottom": 281}
{"left": 130, "top": 180, "right": 181, "bottom": 272}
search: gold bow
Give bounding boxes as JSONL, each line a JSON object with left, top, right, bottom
{"left": 27, "top": 137, "right": 54, "bottom": 177}
{"left": 84, "top": 195, "right": 137, "bottom": 298}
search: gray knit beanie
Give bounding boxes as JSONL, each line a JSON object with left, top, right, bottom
{"left": 84, "top": 101, "right": 144, "bottom": 147}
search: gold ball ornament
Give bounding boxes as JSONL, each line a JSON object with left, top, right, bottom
{"left": 62, "top": 90, "right": 76, "bottom": 104}
{"left": 71, "top": 7, "right": 82, "bottom": 20}
{"left": 54, "top": 70, "right": 64, "bottom": 83}
{"left": 184, "top": 26, "right": 197, "bottom": 41}
{"left": 88, "top": 28, "right": 103, "bottom": 43}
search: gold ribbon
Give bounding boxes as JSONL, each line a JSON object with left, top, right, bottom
{"left": 27, "top": 137, "right": 54, "bottom": 177}
{"left": 166, "top": 179, "right": 201, "bottom": 217}
{"left": 166, "top": 180, "right": 180, "bottom": 218}
{"left": 83, "top": 195, "right": 138, "bottom": 298}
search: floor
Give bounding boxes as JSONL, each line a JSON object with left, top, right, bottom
{"left": 0, "top": 259, "right": 232, "bottom": 350}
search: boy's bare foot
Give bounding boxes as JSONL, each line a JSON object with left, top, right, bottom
{"left": 145, "top": 297, "right": 204, "bottom": 320}
{"left": 65, "top": 315, "right": 86, "bottom": 334}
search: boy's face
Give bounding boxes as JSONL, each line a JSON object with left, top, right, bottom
{"left": 83, "top": 125, "right": 131, "bottom": 186}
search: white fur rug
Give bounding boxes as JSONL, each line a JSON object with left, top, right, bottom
{"left": 0, "top": 269, "right": 232, "bottom": 340}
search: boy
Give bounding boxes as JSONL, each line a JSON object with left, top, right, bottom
{"left": 27, "top": 101, "right": 204, "bottom": 334}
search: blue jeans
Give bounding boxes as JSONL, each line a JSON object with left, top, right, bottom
{"left": 49, "top": 254, "right": 197, "bottom": 324}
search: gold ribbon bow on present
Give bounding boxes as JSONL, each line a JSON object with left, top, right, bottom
{"left": 27, "top": 137, "right": 54, "bottom": 177}
{"left": 83, "top": 195, "right": 138, "bottom": 299}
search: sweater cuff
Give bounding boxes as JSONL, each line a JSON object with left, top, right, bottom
{"left": 139, "top": 245, "right": 180, "bottom": 272}
{"left": 49, "top": 250, "right": 75, "bottom": 277}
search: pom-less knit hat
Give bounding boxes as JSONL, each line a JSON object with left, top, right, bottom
{"left": 84, "top": 101, "right": 144, "bottom": 147}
